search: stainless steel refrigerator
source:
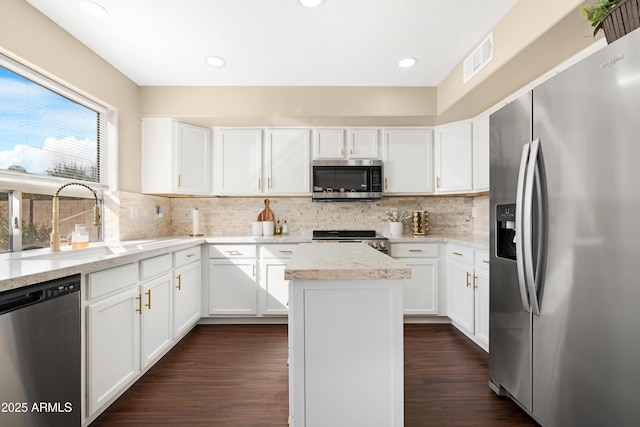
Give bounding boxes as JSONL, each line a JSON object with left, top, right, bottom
{"left": 489, "top": 28, "right": 640, "bottom": 427}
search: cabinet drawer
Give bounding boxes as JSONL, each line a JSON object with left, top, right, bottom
{"left": 259, "top": 244, "right": 298, "bottom": 259}
{"left": 390, "top": 243, "right": 438, "bottom": 258}
{"left": 140, "top": 253, "right": 172, "bottom": 280}
{"left": 88, "top": 263, "right": 139, "bottom": 300}
{"left": 475, "top": 250, "right": 490, "bottom": 270}
{"left": 447, "top": 245, "right": 474, "bottom": 265}
{"left": 174, "top": 246, "right": 201, "bottom": 268}
{"left": 209, "top": 244, "right": 257, "bottom": 259}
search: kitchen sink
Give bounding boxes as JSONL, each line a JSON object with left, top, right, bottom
{"left": 19, "top": 245, "right": 123, "bottom": 261}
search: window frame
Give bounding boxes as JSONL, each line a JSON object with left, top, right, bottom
{"left": 0, "top": 54, "right": 116, "bottom": 251}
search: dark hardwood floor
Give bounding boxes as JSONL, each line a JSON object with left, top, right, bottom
{"left": 90, "top": 324, "right": 538, "bottom": 427}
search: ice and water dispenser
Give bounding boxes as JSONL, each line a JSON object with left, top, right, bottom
{"left": 496, "top": 204, "right": 517, "bottom": 260}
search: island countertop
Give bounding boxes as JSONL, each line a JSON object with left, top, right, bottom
{"left": 284, "top": 242, "right": 411, "bottom": 281}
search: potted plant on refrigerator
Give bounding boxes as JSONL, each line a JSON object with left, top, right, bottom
{"left": 580, "top": 0, "right": 640, "bottom": 43}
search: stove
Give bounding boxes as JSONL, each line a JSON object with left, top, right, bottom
{"left": 312, "top": 230, "right": 389, "bottom": 254}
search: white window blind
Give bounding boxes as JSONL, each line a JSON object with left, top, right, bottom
{"left": 0, "top": 54, "right": 110, "bottom": 188}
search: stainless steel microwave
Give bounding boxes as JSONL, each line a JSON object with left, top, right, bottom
{"left": 312, "top": 159, "right": 383, "bottom": 201}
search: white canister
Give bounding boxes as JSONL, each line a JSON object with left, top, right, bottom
{"left": 252, "top": 221, "right": 263, "bottom": 236}
{"left": 262, "top": 221, "right": 275, "bottom": 236}
{"left": 389, "top": 222, "right": 403, "bottom": 236}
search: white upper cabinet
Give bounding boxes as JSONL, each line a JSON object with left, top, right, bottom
{"left": 214, "top": 129, "right": 263, "bottom": 195}
{"left": 382, "top": 128, "right": 433, "bottom": 194}
{"left": 313, "top": 129, "right": 346, "bottom": 159}
{"left": 313, "top": 128, "right": 379, "bottom": 159}
{"left": 141, "top": 118, "right": 211, "bottom": 195}
{"left": 265, "top": 129, "right": 311, "bottom": 194}
{"left": 473, "top": 114, "right": 490, "bottom": 192}
{"left": 434, "top": 122, "right": 473, "bottom": 193}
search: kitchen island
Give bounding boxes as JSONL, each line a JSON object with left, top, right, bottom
{"left": 284, "top": 243, "right": 410, "bottom": 427}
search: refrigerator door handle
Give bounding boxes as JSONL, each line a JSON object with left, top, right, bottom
{"left": 523, "top": 138, "right": 548, "bottom": 316}
{"left": 515, "top": 143, "right": 532, "bottom": 313}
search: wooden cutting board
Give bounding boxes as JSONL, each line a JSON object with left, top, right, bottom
{"left": 257, "top": 199, "right": 274, "bottom": 221}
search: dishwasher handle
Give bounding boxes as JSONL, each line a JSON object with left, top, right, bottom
{"left": 0, "top": 274, "right": 80, "bottom": 316}
{"left": 0, "top": 290, "right": 44, "bottom": 315}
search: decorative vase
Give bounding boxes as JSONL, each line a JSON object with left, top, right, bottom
{"left": 389, "top": 222, "right": 403, "bottom": 236}
{"left": 602, "top": 0, "right": 640, "bottom": 43}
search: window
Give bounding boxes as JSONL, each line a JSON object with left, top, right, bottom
{"left": 0, "top": 60, "right": 106, "bottom": 183}
{"left": 0, "top": 54, "right": 113, "bottom": 252}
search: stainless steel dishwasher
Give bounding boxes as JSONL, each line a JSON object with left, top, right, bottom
{"left": 0, "top": 274, "right": 81, "bottom": 427}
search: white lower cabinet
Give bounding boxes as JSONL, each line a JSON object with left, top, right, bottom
{"left": 173, "top": 247, "right": 202, "bottom": 337}
{"left": 208, "top": 243, "right": 296, "bottom": 317}
{"left": 140, "top": 273, "right": 173, "bottom": 369}
{"left": 259, "top": 244, "right": 297, "bottom": 316}
{"left": 86, "top": 246, "right": 202, "bottom": 420}
{"left": 390, "top": 242, "right": 440, "bottom": 315}
{"left": 208, "top": 244, "right": 258, "bottom": 315}
{"left": 447, "top": 245, "right": 489, "bottom": 351}
{"left": 87, "top": 285, "right": 140, "bottom": 415}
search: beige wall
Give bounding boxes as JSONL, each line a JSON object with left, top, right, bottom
{"left": 1, "top": 0, "right": 602, "bottom": 195}
{"left": 0, "top": 0, "right": 140, "bottom": 192}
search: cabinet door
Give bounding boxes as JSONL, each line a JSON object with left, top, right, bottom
{"left": 475, "top": 266, "right": 490, "bottom": 348}
{"left": 215, "top": 129, "right": 263, "bottom": 194}
{"left": 383, "top": 129, "right": 433, "bottom": 193}
{"left": 348, "top": 129, "right": 379, "bottom": 158}
{"left": 313, "top": 129, "right": 345, "bottom": 159}
{"left": 447, "top": 259, "right": 474, "bottom": 333}
{"left": 260, "top": 259, "right": 289, "bottom": 315}
{"left": 174, "top": 262, "right": 202, "bottom": 337}
{"left": 176, "top": 122, "right": 211, "bottom": 194}
{"left": 87, "top": 287, "right": 140, "bottom": 415}
{"left": 473, "top": 115, "right": 490, "bottom": 191}
{"left": 265, "top": 129, "right": 310, "bottom": 194}
{"left": 209, "top": 259, "right": 258, "bottom": 315}
{"left": 398, "top": 258, "right": 438, "bottom": 315}
{"left": 140, "top": 273, "right": 173, "bottom": 369}
{"left": 434, "top": 122, "right": 473, "bottom": 193}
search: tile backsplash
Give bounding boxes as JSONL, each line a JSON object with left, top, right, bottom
{"left": 112, "top": 191, "right": 489, "bottom": 241}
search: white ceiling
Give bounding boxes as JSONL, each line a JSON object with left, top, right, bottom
{"left": 26, "top": 0, "right": 518, "bottom": 87}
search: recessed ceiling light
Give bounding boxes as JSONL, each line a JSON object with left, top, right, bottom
{"left": 300, "top": 0, "right": 324, "bottom": 7}
{"left": 206, "top": 56, "right": 226, "bottom": 68}
{"left": 398, "top": 58, "right": 418, "bottom": 68}
{"left": 77, "top": 0, "right": 108, "bottom": 18}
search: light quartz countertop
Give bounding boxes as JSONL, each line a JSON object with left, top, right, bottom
{"left": 284, "top": 242, "right": 411, "bottom": 281}
{"left": 0, "top": 232, "right": 487, "bottom": 293}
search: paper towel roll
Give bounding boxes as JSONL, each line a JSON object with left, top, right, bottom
{"left": 192, "top": 207, "right": 200, "bottom": 235}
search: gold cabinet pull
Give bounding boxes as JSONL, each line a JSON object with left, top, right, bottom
{"left": 145, "top": 290, "right": 151, "bottom": 310}
{"left": 453, "top": 252, "right": 463, "bottom": 256}
{"left": 483, "top": 260, "right": 490, "bottom": 264}
{"left": 436, "top": 177, "right": 441, "bottom": 188}
{"left": 465, "top": 272, "right": 471, "bottom": 288}
{"left": 225, "top": 250, "right": 242, "bottom": 256}
{"left": 187, "top": 253, "right": 197, "bottom": 257}
{"left": 136, "top": 294, "right": 142, "bottom": 315}
{"left": 385, "top": 177, "right": 388, "bottom": 190}
{"left": 473, "top": 275, "right": 478, "bottom": 290}
{"left": 177, "top": 174, "right": 181, "bottom": 187}
{"left": 258, "top": 178, "right": 261, "bottom": 190}
{"left": 279, "top": 250, "right": 293, "bottom": 253}
{"left": 408, "top": 249, "right": 423, "bottom": 253}
{"left": 268, "top": 177, "right": 271, "bottom": 189}
{"left": 176, "top": 274, "right": 182, "bottom": 290}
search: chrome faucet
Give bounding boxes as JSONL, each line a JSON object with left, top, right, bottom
{"left": 51, "top": 182, "right": 101, "bottom": 252}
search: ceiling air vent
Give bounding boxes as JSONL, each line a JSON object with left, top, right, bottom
{"left": 463, "top": 33, "right": 493, "bottom": 84}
